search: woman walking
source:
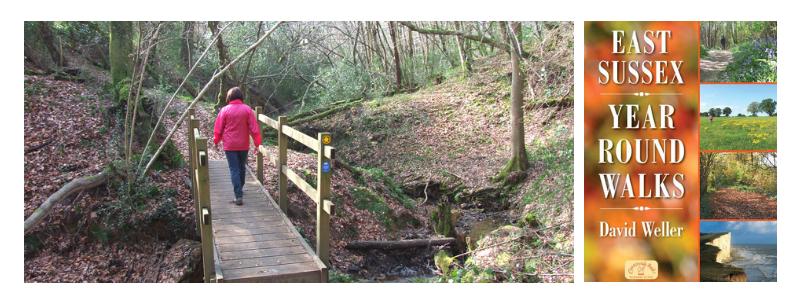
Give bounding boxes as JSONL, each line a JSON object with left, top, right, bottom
{"left": 709, "top": 114, "right": 713, "bottom": 124}
{"left": 214, "top": 87, "right": 261, "bottom": 205}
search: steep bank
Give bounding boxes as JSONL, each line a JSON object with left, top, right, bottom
{"left": 285, "top": 52, "right": 574, "bottom": 282}
{"left": 700, "top": 232, "right": 746, "bottom": 282}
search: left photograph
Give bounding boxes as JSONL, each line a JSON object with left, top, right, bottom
{"left": 24, "top": 21, "right": 575, "bottom": 283}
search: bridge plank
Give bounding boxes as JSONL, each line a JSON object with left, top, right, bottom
{"left": 215, "top": 231, "right": 298, "bottom": 245}
{"left": 214, "top": 220, "right": 287, "bottom": 231}
{"left": 211, "top": 216, "right": 282, "bottom": 225}
{"left": 221, "top": 263, "right": 321, "bottom": 283}
{"left": 218, "top": 247, "right": 312, "bottom": 261}
{"left": 216, "top": 239, "right": 301, "bottom": 253}
{"left": 220, "top": 254, "right": 313, "bottom": 270}
{"left": 203, "top": 159, "right": 322, "bottom": 282}
{"left": 212, "top": 210, "right": 283, "bottom": 218}
{"left": 213, "top": 226, "right": 290, "bottom": 237}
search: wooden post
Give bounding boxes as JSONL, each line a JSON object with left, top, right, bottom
{"left": 188, "top": 110, "right": 200, "bottom": 237}
{"left": 316, "top": 132, "right": 332, "bottom": 274}
{"left": 195, "top": 137, "right": 214, "bottom": 283}
{"left": 255, "top": 106, "right": 263, "bottom": 184}
{"left": 278, "top": 116, "right": 288, "bottom": 214}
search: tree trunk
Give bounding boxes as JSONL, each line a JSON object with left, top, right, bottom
{"left": 453, "top": 21, "right": 471, "bottom": 75}
{"left": 345, "top": 238, "right": 457, "bottom": 250}
{"left": 24, "top": 169, "right": 110, "bottom": 234}
{"left": 208, "top": 21, "right": 230, "bottom": 111}
{"left": 242, "top": 21, "right": 263, "bottom": 108}
{"left": 700, "top": 153, "right": 719, "bottom": 195}
{"left": 389, "top": 21, "right": 403, "bottom": 90}
{"left": 496, "top": 22, "right": 530, "bottom": 182}
{"left": 109, "top": 21, "right": 134, "bottom": 87}
{"left": 181, "top": 21, "right": 194, "bottom": 71}
{"left": 37, "top": 21, "right": 67, "bottom": 67}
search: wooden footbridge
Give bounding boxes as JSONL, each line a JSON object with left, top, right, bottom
{"left": 186, "top": 107, "right": 335, "bottom": 283}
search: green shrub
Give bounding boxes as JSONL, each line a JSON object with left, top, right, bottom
{"left": 722, "top": 38, "right": 777, "bottom": 82}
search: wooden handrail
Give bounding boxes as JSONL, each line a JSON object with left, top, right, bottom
{"left": 253, "top": 108, "right": 334, "bottom": 275}
{"left": 186, "top": 113, "right": 215, "bottom": 283}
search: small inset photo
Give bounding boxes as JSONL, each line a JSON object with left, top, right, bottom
{"left": 700, "top": 84, "right": 777, "bottom": 151}
{"left": 700, "top": 21, "right": 777, "bottom": 83}
{"left": 700, "top": 152, "right": 776, "bottom": 220}
{"left": 700, "top": 221, "right": 777, "bottom": 282}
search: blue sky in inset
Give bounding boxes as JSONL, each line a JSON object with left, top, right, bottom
{"left": 700, "top": 84, "right": 777, "bottom": 116}
{"left": 701, "top": 221, "right": 777, "bottom": 244}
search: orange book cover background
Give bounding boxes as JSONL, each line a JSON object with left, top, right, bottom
{"left": 584, "top": 21, "right": 700, "bottom": 282}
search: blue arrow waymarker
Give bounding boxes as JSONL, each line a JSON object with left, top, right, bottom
{"left": 322, "top": 161, "right": 330, "bottom": 173}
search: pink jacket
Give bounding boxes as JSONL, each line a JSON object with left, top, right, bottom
{"left": 213, "top": 100, "right": 261, "bottom": 151}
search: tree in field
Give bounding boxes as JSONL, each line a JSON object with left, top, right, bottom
{"left": 747, "top": 101, "right": 761, "bottom": 116}
{"left": 759, "top": 98, "right": 776, "bottom": 116}
{"left": 708, "top": 108, "right": 718, "bottom": 117}
{"left": 714, "top": 108, "right": 723, "bottom": 117}
{"left": 723, "top": 107, "right": 732, "bottom": 117}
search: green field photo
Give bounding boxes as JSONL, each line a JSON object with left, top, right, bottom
{"left": 700, "top": 116, "right": 776, "bottom": 150}
{"left": 700, "top": 84, "right": 777, "bottom": 151}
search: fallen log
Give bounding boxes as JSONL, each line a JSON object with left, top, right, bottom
{"left": 53, "top": 72, "right": 85, "bottom": 83}
{"left": 56, "top": 67, "right": 81, "bottom": 76}
{"left": 25, "top": 137, "right": 57, "bottom": 153}
{"left": 24, "top": 169, "right": 110, "bottom": 234}
{"left": 334, "top": 160, "right": 355, "bottom": 173}
{"left": 345, "top": 238, "right": 456, "bottom": 250}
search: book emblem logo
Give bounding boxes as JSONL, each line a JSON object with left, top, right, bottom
{"left": 625, "top": 260, "right": 658, "bottom": 280}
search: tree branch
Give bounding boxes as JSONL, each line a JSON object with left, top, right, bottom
{"left": 24, "top": 170, "right": 110, "bottom": 234}
{"left": 140, "top": 21, "right": 285, "bottom": 180}
{"left": 398, "top": 21, "right": 536, "bottom": 59}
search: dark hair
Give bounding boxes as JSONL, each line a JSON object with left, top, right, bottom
{"left": 226, "top": 87, "right": 244, "bottom": 103}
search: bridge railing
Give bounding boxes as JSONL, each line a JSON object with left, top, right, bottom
{"left": 253, "top": 106, "right": 335, "bottom": 272}
{"left": 187, "top": 108, "right": 215, "bottom": 283}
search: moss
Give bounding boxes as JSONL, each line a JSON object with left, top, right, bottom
{"left": 520, "top": 213, "right": 539, "bottom": 228}
{"left": 495, "top": 253, "right": 512, "bottom": 268}
{"left": 431, "top": 202, "right": 455, "bottom": 237}
{"left": 493, "top": 155, "right": 529, "bottom": 185}
{"left": 434, "top": 251, "right": 454, "bottom": 275}
{"left": 24, "top": 69, "right": 47, "bottom": 76}
{"left": 109, "top": 22, "right": 134, "bottom": 86}
{"left": 354, "top": 167, "right": 415, "bottom": 210}
{"left": 115, "top": 78, "right": 132, "bottom": 104}
{"left": 349, "top": 186, "right": 392, "bottom": 223}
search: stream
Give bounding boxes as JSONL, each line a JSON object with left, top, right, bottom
{"left": 359, "top": 204, "right": 514, "bottom": 282}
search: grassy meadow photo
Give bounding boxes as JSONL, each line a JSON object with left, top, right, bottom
{"left": 700, "top": 84, "right": 776, "bottom": 151}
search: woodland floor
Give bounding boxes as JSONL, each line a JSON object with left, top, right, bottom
{"left": 700, "top": 50, "right": 732, "bottom": 82}
{"left": 709, "top": 188, "right": 777, "bottom": 220}
{"left": 24, "top": 74, "right": 197, "bottom": 282}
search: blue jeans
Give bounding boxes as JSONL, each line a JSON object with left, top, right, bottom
{"left": 224, "top": 150, "right": 248, "bottom": 198}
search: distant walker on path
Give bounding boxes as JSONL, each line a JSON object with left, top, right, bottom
{"left": 213, "top": 87, "right": 261, "bottom": 206}
{"left": 709, "top": 114, "right": 713, "bottom": 124}
{"left": 721, "top": 36, "right": 727, "bottom": 50}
